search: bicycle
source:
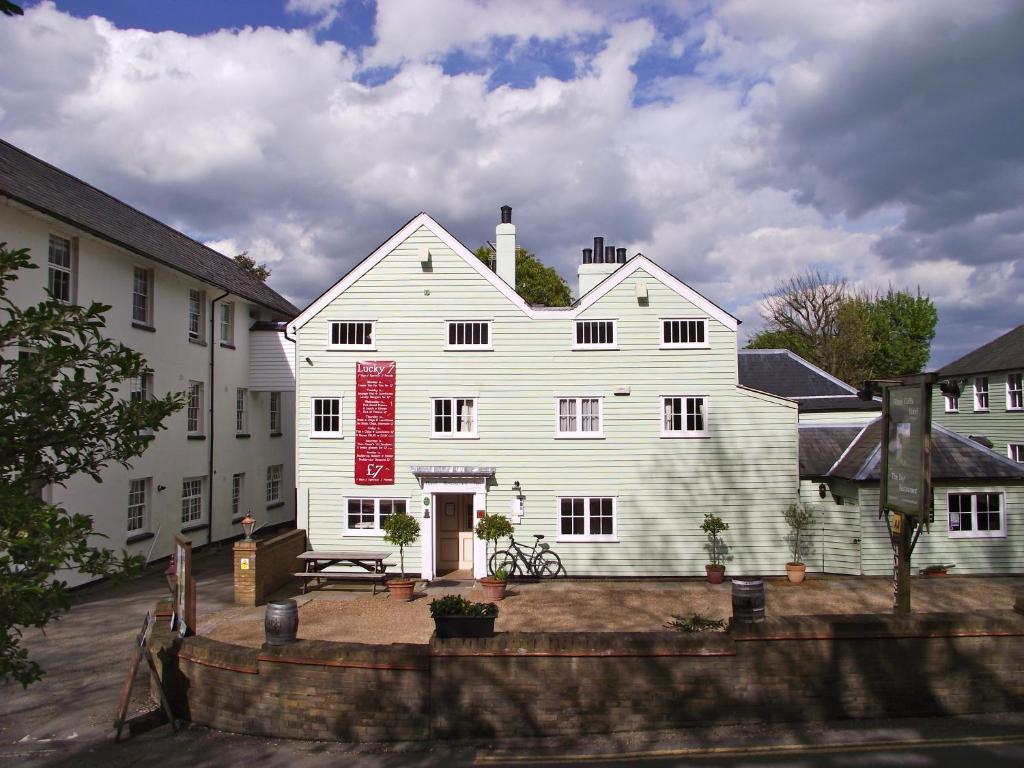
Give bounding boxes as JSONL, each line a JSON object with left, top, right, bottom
{"left": 488, "top": 534, "right": 563, "bottom": 579}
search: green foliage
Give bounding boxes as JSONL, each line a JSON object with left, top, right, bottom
{"left": 476, "top": 512, "right": 515, "bottom": 574}
{"left": 0, "top": 243, "right": 185, "bottom": 687}
{"left": 665, "top": 614, "right": 726, "bottom": 632}
{"left": 1, "top": 1, "right": 24, "bottom": 17}
{"left": 474, "top": 246, "right": 572, "bottom": 307}
{"left": 700, "top": 513, "right": 729, "bottom": 566}
{"left": 429, "top": 594, "right": 498, "bottom": 618}
{"left": 382, "top": 511, "right": 420, "bottom": 580}
{"left": 745, "top": 270, "right": 937, "bottom": 386}
{"left": 233, "top": 251, "right": 272, "bottom": 282}
{"left": 783, "top": 503, "right": 817, "bottom": 564}
{"left": 492, "top": 567, "right": 510, "bottom": 581}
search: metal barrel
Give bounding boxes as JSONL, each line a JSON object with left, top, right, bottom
{"left": 265, "top": 599, "right": 299, "bottom": 645}
{"left": 731, "top": 578, "right": 765, "bottom": 624}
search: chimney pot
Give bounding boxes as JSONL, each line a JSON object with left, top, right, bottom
{"left": 605, "top": 246, "right": 615, "bottom": 262}
{"left": 593, "top": 237, "right": 604, "bottom": 263}
{"left": 500, "top": 205, "right": 512, "bottom": 224}
{"left": 616, "top": 247, "right": 627, "bottom": 263}
{"left": 582, "top": 248, "right": 593, "bottom": 264}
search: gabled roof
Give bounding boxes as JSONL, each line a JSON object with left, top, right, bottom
{"left": 822, "top": 418, "right": 1024, "bottom": 482}
{"left": 738, "top": 349, "right": 881, "bottom": 413}
{"left": 287, "top": 212, "right": 739, "bottom": 332}
{"left": 0, "top": 139, "right": 298, "bottom": 318}
{"left": 799, "top": 425, "right": 864, "bottom": 476}
{"left": 938, "top": 323, "right": 1024, "bottom": 376}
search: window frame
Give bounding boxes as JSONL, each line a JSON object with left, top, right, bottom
{"left": 130, "top": 373, "right": 154, "bottom": 436}
{"left": 187, "top": 288, "right": 207, "bottom": 343}
{"left": 344, "top": 496, "right": 409, "bottom": 536}
{"left": 1007, "top": 373, "right": 1023, "bottom": 412}
{"left": 47, "top": 233, "right": 75, "bottom": 304}
{"left": 1008, "top": 444, "right": 1024, "bottom": 463}
{"left": 661, "top": 394, "right": 710, "bottom": 438}
{"left": 431, "top": 396, "right": 479, "bottom": 439}
{"left": 219, "top": 301, "right": 235, "bottom": 346}
{"left": 235, "top": 388, "right": 248, "bottom": 435}
{"left": 973, "top": 377, "right": 989, "bottom": 412}
{"left": 572, "top": 319, "right": 618, "bottom": 350}
{"left": 181, "top": 477, "right": 205, "bottom": 525}
{"left": 127, "top": 477, "right": 150, "bottom": 533}
{"left": 556, "top": 495, "right": 618, "bottom": 543}
{"left": 132, "top": 266, "right": 153, "bottom": 326}
{"left": 660, "top": 318, "right": 710, "bottom": 349}
{"left": 445, "top": 320, "right": 493, "bottom": 350}
{"left": 231, "top": 473, "right": 245, "bottom": 521}
{"left": 269, "top": 391, "right": 282, "bottom": 435}
{"left": 266, "top": 464, "right": 283, "bottom": 505}
{"left": 554, "top": 395, "right": 605, "bottom": 439}
{"left": 187, "top": 381, "right": 204, "bottom": 436}
{"left": 944, "top": 393, "right": 959, "bottom": 413}
{"left": 326, "top": 320, "right": 375, "bottom": 350}
{"left": 309, "top": 395, "right": 344, "bottom": 438}
{"left": 947, "top": 491, "right": 1006, "bottom": 539}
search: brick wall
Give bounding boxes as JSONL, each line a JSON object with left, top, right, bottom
{"left": 150, "top": 608, "right": 1024, "bottom": 742}
{"left": 233, "top": 528, "right": 306, "bottom": 606}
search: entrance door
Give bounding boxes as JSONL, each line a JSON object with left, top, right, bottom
{"left": 436, "top": 494, "right": 474, "bottom": 576}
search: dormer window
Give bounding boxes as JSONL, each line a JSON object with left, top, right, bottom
{"left": 573, "top": 320, "right": 616, "bottom": 349}
{"left": 328, "top": 321, "right": 374, "bottom": 349}
{"left": 661, "top": 318, "right": 708, "bottom": 348}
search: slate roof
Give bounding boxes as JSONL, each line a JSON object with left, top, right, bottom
{"left": 738, "top": 349, "right": 881, "bottom": 413}
{"left": 799, "top": 425, "right": 864, "bottom": 476}
{"left": 0, "top": 140, "right": 298, "bottom": 318}
{"left": 938, "top": 323, "right": 1024, "bottom": 376}
{"left": 823, "top": 418, "right": 1024, "bottom": 482}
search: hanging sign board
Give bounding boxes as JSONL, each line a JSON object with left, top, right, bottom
{"left": 881, "top": 382, "right": 932, "bottom": 518}
{"left": 355, "top": 360, "right": 396, "bottom": 485}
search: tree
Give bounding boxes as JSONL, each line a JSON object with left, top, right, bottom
{"left": 234, "top": 251, "right": 272, "bottom": 282}
{"left": 474, "top": 246, "right": 572, "bottom": 307}
{"left": 746, "top": 269, "right": 937, "bottom": 385}
{"left": 0, "top": 244, "right": 184, "bottom": 687}
{"left": 1, "top": 1, "right": 24, "bottom": 17}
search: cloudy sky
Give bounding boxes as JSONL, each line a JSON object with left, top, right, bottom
{"left": 2, "top": 1, "right": 1022, "bottom": 365}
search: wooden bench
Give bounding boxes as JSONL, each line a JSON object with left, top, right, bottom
{"left": 292, "top": 571, "right": 391, "bottom": 595}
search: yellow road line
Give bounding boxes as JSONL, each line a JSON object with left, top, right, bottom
{"left": 474, "top": 732, "right": 1024, "bottom": 764}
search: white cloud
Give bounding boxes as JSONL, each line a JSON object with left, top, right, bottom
{"left": 0, "top": 1, "right": 1020, "bottom": 365}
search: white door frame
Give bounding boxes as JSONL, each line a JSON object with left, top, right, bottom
{"left": 419, "top": 479, "right": 487, "bottom": 580}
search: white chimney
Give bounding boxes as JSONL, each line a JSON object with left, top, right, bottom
{"left": 577, "top": 237, "right": 622, "bottom": 298}
{"left": 495, "top": 205, "right": 516, "bottom": 288}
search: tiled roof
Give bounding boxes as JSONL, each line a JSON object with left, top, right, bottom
{"left": 824, "top": 418, "right": 1024, "bottom": 482}
{"left": 0, "top": 139, "right": 298, "bottom": 317}
{"left": 738, "top": 349, "right": 881, "bottom": 413}
{"left": 938, "top": 324, "right": 1024, "bottom": 376}
{"left": 799, "top": 425, "right": 864, "bottom": 476}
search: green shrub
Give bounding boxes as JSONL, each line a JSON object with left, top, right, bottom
{"left": 665, "top": 614, "right": 726, "bottom": 632}
{"left": 476, "top": 513, "right": 515, "bottom": 575}
{"left": 700, "top": 513, "right": 729, "bottom": 566}
{"left": 783, "top": 503, "right": 816, "bottom": 565}
{"left": 428, "top": 594, "right": 498, "bottom": 618}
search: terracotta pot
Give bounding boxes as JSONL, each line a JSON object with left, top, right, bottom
{"left": 786, "top": 562, "right": 806, "bottom": 584}
{"left": 480, "top": 578, "right": 509, "bottom": 601}
{"left": 705, "top": 564, "right": 726, "bottom": 584}
{"left": 387, "top": 579, "right": 416, "bottom": 601}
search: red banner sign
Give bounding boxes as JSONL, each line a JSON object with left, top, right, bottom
{"left": 355, "top": 360, "right": 396, "bottom": 485}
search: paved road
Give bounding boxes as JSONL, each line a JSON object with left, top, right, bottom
{"left": 2, "top": 546, "right": 1023, "bottom": 767}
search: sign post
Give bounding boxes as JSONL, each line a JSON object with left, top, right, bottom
{"left": 172, "top": 534, "right": 195, "bottom": 637}
{"left": 878, "top": 375, "right": 935, "bottom": 615}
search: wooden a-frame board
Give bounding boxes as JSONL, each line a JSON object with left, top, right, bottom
{"left": 113, "top": 611, "right": 178, "bottom": 743}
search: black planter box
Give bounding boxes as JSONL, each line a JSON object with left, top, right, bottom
{"left": 433, "top": 615, "right": 496, "bottom": 639}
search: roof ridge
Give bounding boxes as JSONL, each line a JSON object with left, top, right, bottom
{"left": 825, "top": 418, "right": 878, "bottom": 477}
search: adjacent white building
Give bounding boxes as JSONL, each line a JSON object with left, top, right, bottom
{"left": 0, "top": 140, "right": 298, "bottom": 585}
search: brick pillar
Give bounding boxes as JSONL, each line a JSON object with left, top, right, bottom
{"left": 233, "top": 539, "right": 258, "bottom": 606}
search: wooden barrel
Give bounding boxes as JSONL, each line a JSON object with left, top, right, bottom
{"left": 265, "top": 599, "right": 299, "bottom": 645}
{"left": 731, "top": 578, "right": 765, "bottom": 624}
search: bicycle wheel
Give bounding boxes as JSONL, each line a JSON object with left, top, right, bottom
{"left": 488, "top": 550, "right": 518, "bottom": 578}
{"left": 533, "top": 550, "right": 563, "bottom": 578}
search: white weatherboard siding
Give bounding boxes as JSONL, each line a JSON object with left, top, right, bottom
{"left": 1, "top": 200, "right": 296, "bottom": 586}
{"left": 249, "top": 329, "right": 296, "bottom": 391}
{"left": 296, "top": 222, "right": 798, "bottom": 577}
{"left": 798, "top": 409, "right": 879, "bottom": 425}
{"left": 797, "top": 479, "right": 863, "bottom": 575}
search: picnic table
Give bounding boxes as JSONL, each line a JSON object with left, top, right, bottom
{"left": 294, "top": 550, "right": 393, "bottom": 595}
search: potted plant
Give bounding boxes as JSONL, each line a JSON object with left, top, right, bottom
{"left": 783, "top": 502, "right": 816, "bottom": 584}
{"left": 382, "top": 511, "right": 420, "bottom": 601}
{"left": 476, "top": 512, "right": 515, "bottom": 600}
{"left": 701, "top": 513, "right": 729, "bottom": 584}
{"left": 429, "top": 594, "right": 498, "bottom": 638}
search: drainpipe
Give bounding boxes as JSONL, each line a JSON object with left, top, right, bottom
{"left": 207, "top": 290, "right": 230, "bottom": 546}
{"left": 283, "top": 322, "right": 299, "bottom": 537}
